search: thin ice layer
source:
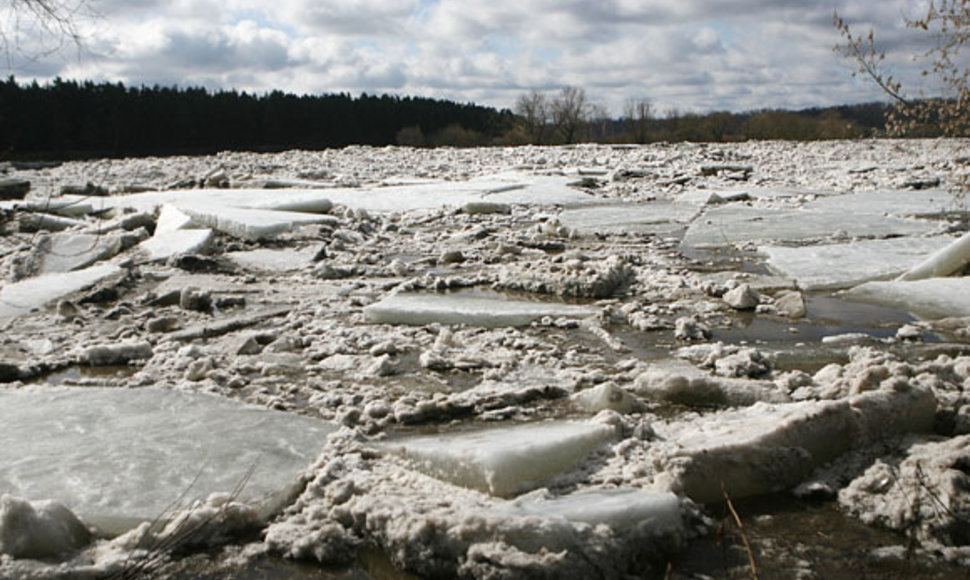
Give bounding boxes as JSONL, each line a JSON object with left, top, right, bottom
{"left": 681, "top": 205, "right": 936, "bottom": 248}
{"left": 176, "top": 203, "right": 337, "bottom": 240}
{"left": 844, "top": 277, "right": 970, "bottom": 318}
{"left": 759, "top": 237, "right": 951, "bottom": 290}
{"left": 0, "top": 263, "right": 122, "bottom": 321}
{"left": 363, "top": 292, "right": 598, "bottom": 328}
{"left": 385, "top": 421, "right": 617, "bottom": 496}
{"left": 557, "top": 202, "right": 698, "bottom": 236}
{"left": 226, "top": 247, "right": 320, "bottom": 272}
{"left": 0, "top": 387, "right": 336, "bottom": 535}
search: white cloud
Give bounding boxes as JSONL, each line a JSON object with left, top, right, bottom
{"left": 2, "top": 0, "right": 951, "bottom": 115}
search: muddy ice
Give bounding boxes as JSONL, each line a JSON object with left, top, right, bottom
{"left": 1, "top": 140, "right": 970, "bottom": 578}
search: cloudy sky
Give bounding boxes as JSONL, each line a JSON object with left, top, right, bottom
{"left": 1, "top": 0, "right": 955, "bottom": 116}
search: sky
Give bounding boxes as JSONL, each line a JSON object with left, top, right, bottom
{"left": 0, "top": 0, "right": 959, "bottom": 116}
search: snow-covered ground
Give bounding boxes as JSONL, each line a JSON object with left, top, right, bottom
{"left": 1, "top": 139, "right": 970, "bottom": 578}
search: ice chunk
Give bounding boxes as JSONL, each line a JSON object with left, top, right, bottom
{"left": 74, "top": 340, "right": 153, "bottom": 365}
{"left": 138, "top": 228, "right": 213, "bottom": 261}
{"left": 897, "top": 231, "right": 970, "bottom": 281}
{"left": 384, "top": 421, "right": 617, "bottom": 496}
{"left": 226, "top": 246, "right": 320, "bottom": 272}
{"left": 238, "top": 191, "right": 333, "bottom": 214}
{"left": 571, "top": 383, "right": 646, "bottom": 413}
{"left": 0, "top": 387, "right": 336, "bottom": 535}
{"left": 681, "top": 205, "right": 936, "bottom": 249}
{"left": 634, "top": 359, "right": 788, "bottom": 407}
{"left": 760, "top": 237, "right": 952, "bottom": 290}
{"left": 0, "top": 263, "right": 122, "bottom": 321}
{"left": 0, "top": 495, "right": 92, "bottom": 559}
{"left": 155, "top": 203, "right": 196, "bottom": 233}
{"left": 363, "top": 292, "right": 598, "bottom": 328}
{"left": 32, "top": 233, "right": 125, "bottom": 275}
{"left": 844, "top": 277, "right": 970, "bottom": 319}
{"left": 557, "top": 202, "right": 698, "bottom": 236}
{"left": 653, "top": 384, "right": 936, "bottom": 502}
{"left": 176, "top": 203, "right": 337, "bottom": 240}
{"left": 509, "top": 489, "right": 682, "bottom": 535}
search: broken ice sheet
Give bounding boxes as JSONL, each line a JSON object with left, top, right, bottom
{"left": 759, "top": 237, "right": 952, "bottom": 290}
{"left": 806, "top": 189, "right": 964, "bottom": 219}
{"left": 843, "top": 277, "right": 970, "bottom": 319}
{"left": 0, "top": 386, "right": 336, "bottom": 535}
{"left": 363, "top": 291, "right": 598, "bottom": 328}
{"left": 138, "top": 228, "right": 213, "bottom": 261}
{"left": 557, "top": 202, "right": 698, "bottom": 236}
{"left": 680, "top": 205, "right": 936, "bottom": 249}
{"left": 383, "top": 420, "right": 617, "bottom": 497}
{"left": 506, "top": 488, "right": 683, "bottom": 535}
{"left": 0, "top": 263, "right": 122, "bottom": 321}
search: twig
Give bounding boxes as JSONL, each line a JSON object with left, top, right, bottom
{"left": 721, "top": 481, "right": 760, "bottom": 580}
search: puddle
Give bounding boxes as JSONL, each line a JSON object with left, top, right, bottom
{"left": 671, "top": 493, "right": 967, "bottom": 580}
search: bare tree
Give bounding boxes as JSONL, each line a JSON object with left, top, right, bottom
{"left": 514, "top": 90, "right": 550, "bottom": 145}
{"left": 1, "top": 0, "right": 88, "bottom": 66}
{"left": 550, "top": 86, "right": 591, "bottom": 144}
{"left": 834, "top": 2, "right": 970, "bottom": 138}
{"left": 623, "top": 98, "right": 652, "bottom": 144}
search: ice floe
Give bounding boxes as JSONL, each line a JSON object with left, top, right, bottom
{"left": 760, "top": 237, "right": 953, "bottom": 290}
{"left": 383, "top": 420, "right": 617, "bottom": 496}
{"left": 0, "top": 263, "right": 122, "bottom": 321}
{"left": 363, "top": 291, "right": 598, "bottom": 328}
{"left": 0, "top": 387, "right": 336, "bottom": 535}
{"left": 845, "top": 277, "right": 970, "bottom": 319}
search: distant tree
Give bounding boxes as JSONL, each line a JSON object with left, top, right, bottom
{"left": 514, "top": 90, "right": 550, "bottom": 144}
{"left": 623, "top": 98, "right": 652, "bottom": 143}
{"left": 550, "top": 86, "right": 591, "bottom": 144}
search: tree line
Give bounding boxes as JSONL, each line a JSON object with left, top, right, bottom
{"left": 0, "top": 77, "right": 515, "bottom": 159}
{"left": 0, "top": 77, "right": 923, "bottom": 160}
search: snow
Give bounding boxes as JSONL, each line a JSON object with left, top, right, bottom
{"left": 0, "top": 263, "right": 122, "bottom": 321}
{"left": 0, "top": 387, "right": 336, "bottom": 536}
{"left": 557, "top": 202, "right": 698, "bottom": 236}
{"left": 844, "top": 277, "right": 970, "bottom": 319}
{"left": 681, "top": 205, "right": 937, "bottom": 249}
{"left": 384, "top": 420, "right": 617, "bottom": 496}
{"left": 363, "top": 291, "right": 598, "bottom": 328}
{"left": 0, "top": 495, "right": 92, "bottom": 559}
{"left": 759, "top": 237, "right": 952, "bottom": 290}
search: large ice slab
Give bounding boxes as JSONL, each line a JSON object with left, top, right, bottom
{"left": 385, "top": 420, "right": 617, "bottom": 497}
{"left": 54, "top": 173, "right": 597, "bottom": 217}
{"left": 0, "top": 263, "right": 122, "bottom": 321}
{"left": 653, "top": 384, "right": 936, "bottom": 502}
{"left": 0, "top": 387, "right": 336, "bottom": 536}
{"left": 759, "top": 237, "right": 952, "bottom": 290}
{"left": 176, "top": 202, "right": 337, "bottom": 240}
{"left": 843, "top": 277, "right": 970, "bottom": 319}
{"left": 681, "top": 205, "right": 936, "bottom": 249}
{"left": 363, "top": 291, "right": 598, "bottom": 328}
{"left": 558, "top": 202, "right": 698, "bottom": 236}
{"left": 806, "top": 189, "right": 963, "bottom": 219}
